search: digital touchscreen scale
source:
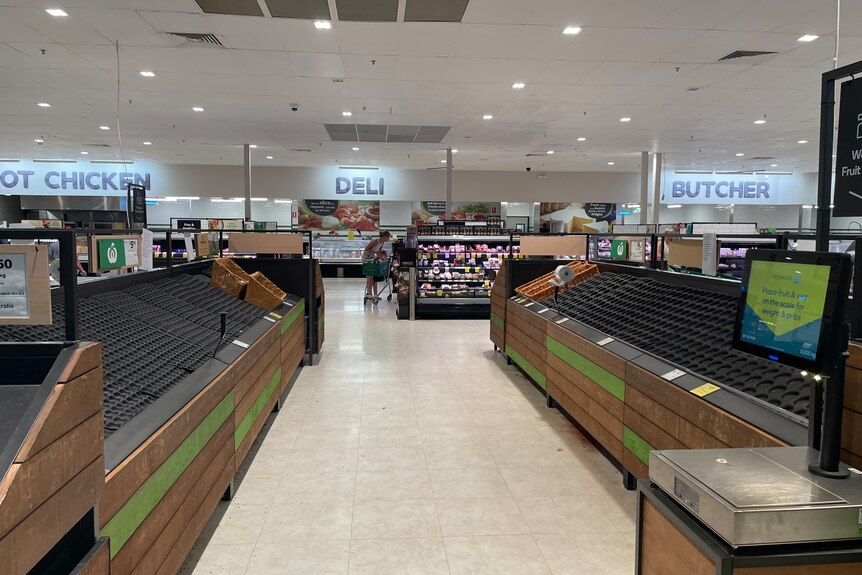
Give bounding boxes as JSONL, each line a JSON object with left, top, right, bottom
{"left": 649, "top": 249, "right": 860, "bottom": 548}
{"left": 650, "top": 447, "right": 862, "bottom": 547}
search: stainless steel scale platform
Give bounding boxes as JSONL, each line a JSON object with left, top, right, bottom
{"left": 650, "top": 446, "right": 862, "bottom": 547}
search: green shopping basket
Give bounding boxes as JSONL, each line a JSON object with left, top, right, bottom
{"left": 362, "top": 259, "right": 390, "bottom": 277}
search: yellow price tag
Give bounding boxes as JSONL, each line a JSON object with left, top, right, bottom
{"left": 690, "top": 383, "right": 720, "bottom": 397}
{"left": 269, "top": 312, "right": 283, "bottom": 319}
{"left": 432, "top": 252, "right": 437, "bottom": 259}
{"left": 437, "top": 290, "right": 443, "bottom": 297}
{"left": 347, "top": 230, "right": 355, "bottom": 240}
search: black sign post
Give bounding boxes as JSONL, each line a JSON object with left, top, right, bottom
{"left": 831, "top": 79, "right": 862, "bottom": 217}
{"left": 127, "top": 183, "right": 147, "bottom": 228}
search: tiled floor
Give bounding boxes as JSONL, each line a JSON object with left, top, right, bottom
{"left": 181, "top": 279, "right": 637, "bottom": 575}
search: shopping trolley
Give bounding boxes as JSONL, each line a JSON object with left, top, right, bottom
{"left": 362, "top": 257, "right": 393, "bottom": 304}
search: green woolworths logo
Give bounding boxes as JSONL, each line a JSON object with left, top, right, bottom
{"left": 611, "top": 239, "right": 628, "bottom": 260}
{"left": 98, "top": 239, "right": 126, "bottom": 270}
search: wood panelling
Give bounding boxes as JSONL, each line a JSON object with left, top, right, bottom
{"left": 843, "top": 344, "right": 862, "bottom": 467}
{"left": 0, "top": 457, "right": 103, "bottom": 575}
{"left": 547, "top": 353, "right": 624, "bottom": 422}
{"left": 623, "top": 449, "right": 649, "bottom": 479}
{"left": 111, "top": 420, "right": 233, "bottom": 575}
{"left": 546, "top": 323, "right": 626, "bottom": 380}
{"left": 624, "top": 407, "right": 685, "bottom": 451}
{"left": 59, "top": 343, "right": 103, "bottom": 383}
{"left": 17, "top": 363, "right": 103, "bottom": 461}
{"left": 548, "top": 378, "right": 623, "bottom": 462}
{"left": 0, "top": 413, "right": 102, "bottom": 538}
{"left": 626, "top": 363, "right": 784, "bottom": 449}
{"left": 154, "top": 461, "right": 234, "bottom": 575}
{"left": 101, "top": 362, "right": 237, "bottom": 525}
{"left": 72, "top": 537, "right": 109, "bottom": 575}
{"left": 641, "top": 499, "right": 715, "bottom": 575}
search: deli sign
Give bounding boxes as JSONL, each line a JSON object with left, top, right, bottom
{"left": 335, "top": 176, "right": 384, "bottom": 196}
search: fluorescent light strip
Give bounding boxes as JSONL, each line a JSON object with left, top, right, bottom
{"left": 165, "top": 196, "right": 200, "bottom": 201}
{"left": 667, "top": 204, "right": 682, "bottom": 209}
{"left": 90, "top": 160, "right": 134, "bottom": 164}
{"left": 674, "top": 170, "right": 714, "bottom": 175}
{"left": 33, "top": 158, "right": 76, "bottom": 163}
{"left": 211, "top": 198, "right": 243, "bottom": 203}
{"left": 339, "top": 166, "right": 379, "bottom": 170}
{"left": 250, "top": 197, "right": 268, "bottom": 201}
{"left": 0, "top": 159, "right": 20, "bottom": 163}
{"left": 274, "top": 199, "right": 292, "bottom": 204}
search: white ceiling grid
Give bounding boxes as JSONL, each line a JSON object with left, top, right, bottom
{"left": 0, "top": 0, "right": 860, "bottom": 172}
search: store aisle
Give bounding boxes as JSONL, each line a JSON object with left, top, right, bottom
{"left": 180, "top": 279, "right": 636, "bottom": 575}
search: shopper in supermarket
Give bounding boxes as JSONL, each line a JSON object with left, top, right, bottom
{"left": 363, "top": 230, "right": 391, "bottom": 301}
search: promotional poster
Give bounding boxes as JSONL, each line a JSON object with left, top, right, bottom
{"left": 298, "top": 200, "right": 380, "bottom": 231}
{"left": 539, "top": 203, "right": 617, "bottom": 233}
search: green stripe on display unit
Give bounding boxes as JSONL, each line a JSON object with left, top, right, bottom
{"left": 235, "top": 367, "right": 282, "bottom": 450}
{"left": 281, "top": 299, "right": 305, "bottom": 335}
{"left": 546, "top": 336, "right": 625, "bottom": 401}
{"left": 505, "top": 344, "right": 546, "bottom": 389}
{"left": 101, "top": 392, "right": 235, "bottom": 558}
{"left": 623, "top": 426, "right": 654, "bottom": 466}
{"left": 490, "top": 312, "right": 505, "bottom": 330}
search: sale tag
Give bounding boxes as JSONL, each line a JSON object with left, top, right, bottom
{"left": 555, "top": 317, "right": 569, "bottom": 325}
{"left": 524, "top": 302, "right": 535, "bottom": 308}
{"left": 690, "top": 383, "right": 720, "bottom": 397}
{"left": 538, "top": 308, "right": 550, "bottom": 314}
{"left": 232, "top": 339, "right": 250, "bottom": 349}
{"left": 269, "top": 311, "right": 283, "bottom": 318}
{"left": 264, "top": 316, "right": 276, "bottom": 323}
{"left": 597, "top": 337, "right": 614, "bottom": 346}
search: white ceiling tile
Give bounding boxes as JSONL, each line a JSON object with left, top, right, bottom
{"left": 4, "top": 43, "right": 100, "bottom": 70}
{"left": 337, "top": 23, "right": 398, "bottom": 55}
{"left": 395, "top": 23, "right": 460, "bottom": 57}
{"left": 74, "top": 9, "right": 174, "bottom": 46}
{"left": 2, "top": 7, "right": 112, "bottom": 45}
{"left": 530, "top": 60, "right": 601, "bottom": 84}
{"left": 138, "top": 10, "right": 214, "bottom": 35}
{"left": 394, "top": 56, "right": 446, "bottom": 81}
{"left": 207, "top": 14, "right": 281, "bottom": 51}
{"left": 342, "top": 54, "right": 395, "bottom": 80}
{"left": 441, "top": 58, "right": 546, "bottom": 83}
{"left": 462, "top": 0, "right": 537, "bottom": 25}
{"left": 271, "top": 18, "right": 341, "bottom": 53}
{"left": 289, "top": 52, "right": 345, "bottom": 78}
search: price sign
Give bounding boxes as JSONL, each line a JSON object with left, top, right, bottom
{"left": 0, "top": 245, "right": 51, "bottom": 325}
{"left": 0, "top": 253, "right": 28, "bottom": 318}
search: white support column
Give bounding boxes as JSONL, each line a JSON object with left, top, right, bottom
{"left": 652, "top": 152, "right": 662, "bottom": 227}
{"left": 243, "top": 144, "right": 252, "bottom": 221}
{"left": 445, "top": 147, "right": 453, "bottom": 219}
{"left": 640, "top": 151, "right": 649, "bottom": 225}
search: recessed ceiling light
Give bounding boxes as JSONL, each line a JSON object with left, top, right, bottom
{"left": 736, "top": 153, "right": 744, "bottom": 157}
{"left": 562, "top": 26, "right": 582, "bottom": 35}
{"left": 577, "top": 137, "right": 586, "bottom": 142}
{"left": 342, "top": 111, "right": 352, "bottom": 117}
{"left": 797, "top": 139, "right": 808, "bottom": 144}
{"left": 512, "top": 82, "right": 525, "bottom": 89}
{"left": 770, "top": 164, "right": 779, "bottom": 167}
{"left": 80, "top": 151, "right": 88, "bottom": 155}
{"left": 619, "top": 117, "right": 632, "bottom": 122}
{"left": 452, "top": 149, "right": 458, "bottom": 153}
{"left": 798, "top": 34, "right": 819, "bottom": 42}
{"left": 753, "top": 119, "right": 766, "bottom": 124}
{"left": 143, "top": 141, "right": 152, "bottom": 146}
{"left": 37, "top": 102, "right": 51, "bottom": 108}
{"left": 352, "top": 147, "right": 359, "bottom": 151}
{"left": 34, "top": 139, "right": 44, "bottom": 143}
{"left": 314, "top": 20, "right": 332, "bottom": 30}
{"left": 266, "top": 155, "right": 273, "bottom": 160}
{"left": 192, "top": 106, "right": 204, "bottom": 112}
{"left": 249, "top": 144, "right": 258, "bottom": 149}
{"left": 441, "top": 160, "right": 447, "bottom": 164}
{"left": 99, "top": 125, "right": 110, "bottom": 130}
{"left": 607, "top": 161, "right": 615, "bottom": 165}
{"left": 139, "top": 70, "right": 155, "bottom": 78}
{"left": 483, "top": 114, "right": 493, "bottom": 120}
{"left": 546, "top": 150, "right": 555, "bottom": 155}
{"left": 45, "top": 8, "right": 68, "bottom": 17}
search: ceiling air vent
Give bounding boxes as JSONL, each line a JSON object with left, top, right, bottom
{"left": 167, "top": 32, "right": 224, "bottom": 47}
{"left": 717, "top": 50, "right": 777, "bottom": 62}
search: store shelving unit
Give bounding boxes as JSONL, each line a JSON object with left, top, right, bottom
{"left": 413, "top": 234, "right": 520, "bottom": 318}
